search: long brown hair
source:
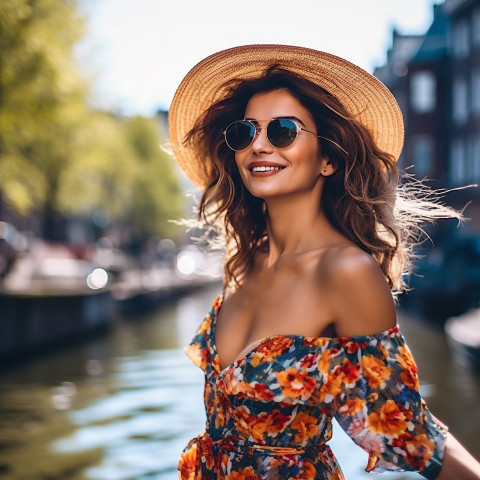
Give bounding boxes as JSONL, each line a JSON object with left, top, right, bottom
{"left": 183, "top": 67, "right": 460, "bottom": 294}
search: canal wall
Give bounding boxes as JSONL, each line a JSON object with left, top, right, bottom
{"left": 0, "top": 290, "right": 113, "bottom": 364}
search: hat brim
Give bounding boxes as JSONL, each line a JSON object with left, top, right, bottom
{"left": 168, "top": 44, "right": 404, "bottom": 188}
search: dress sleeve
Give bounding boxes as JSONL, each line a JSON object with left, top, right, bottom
{"left": 328, "top": 326, "right": 448, "bottom": 479}
{"left": 184, "top": 293, "right": 222, "bottom": 372}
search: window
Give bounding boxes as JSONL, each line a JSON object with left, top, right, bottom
{"left": 453, "top": 76, "right": 468, "bottom": 124}
{"left": 473, "top": 7, "right": 480, "bottom": 47}
{"left": 411, "top": 135, "right": 434, "bottom": 176}
{"left": 453, "top": 19, "right": 470, "bottom": 58}
{"left": 410, "top": 71, "right": 436, "bottom": 113}
{"left": 472, "top": 69, "right": 480, "bottom": 117}
{"left": 450, "top": 138, "right": 466, "bottom": 186}
{"left": 473, "top": 135, "right": 480, "bottom": 182}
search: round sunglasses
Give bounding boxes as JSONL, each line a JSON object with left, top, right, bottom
{"left": 223, "top": 117, "right": 349, "bottom": 155}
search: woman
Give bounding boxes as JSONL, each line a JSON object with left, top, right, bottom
{"left": 168, "top": 45, "right": 480, "bottom": 480}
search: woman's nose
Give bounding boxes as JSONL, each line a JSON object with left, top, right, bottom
{"left": 251, "top": 127, "right": 273, "bottom": 153}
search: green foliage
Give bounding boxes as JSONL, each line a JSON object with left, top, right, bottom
{"left": 123, "top": 116, "right": 185, "bottom": 239}
{"left": 0, "top": 0, "right": 185, "bottom": 241}
{"left": 60, "top": 113, "right": 185, "bottom": 240}
{"left": 0, "top": 0, "right": 88, "bottom": 220}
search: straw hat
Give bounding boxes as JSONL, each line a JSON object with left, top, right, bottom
{"left": 168, "top": 44, "right": 404, "bottom": 188}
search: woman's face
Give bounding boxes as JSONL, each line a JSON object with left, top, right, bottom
{"left": 234, "top": 88, "right": 325, "bottom": 201}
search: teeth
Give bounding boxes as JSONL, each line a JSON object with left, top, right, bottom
{"left": 251, "top": 166, "right": 283, "bottom": 172}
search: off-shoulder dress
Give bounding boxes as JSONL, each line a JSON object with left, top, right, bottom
{"left": 178, "top": 293, "right": 448, "bottom": 480}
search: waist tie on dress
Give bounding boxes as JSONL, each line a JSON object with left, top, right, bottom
{"left": 202, "top": 431, "right": 328, "bottom": 456}
{"left": 179, "top": 432, "right": 332, "bottom": 480}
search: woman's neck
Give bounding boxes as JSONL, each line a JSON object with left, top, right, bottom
{"left": 263, "top": 193, "right": 339, "bottom": 265}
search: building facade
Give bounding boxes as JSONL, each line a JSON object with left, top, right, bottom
{"left": 375, "top": 0, "right": 480, "bottom": 316}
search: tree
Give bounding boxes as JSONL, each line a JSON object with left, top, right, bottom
{"left": 123, "top": 116, "right": 185, "bottom": 240}
{"left": 59, "top": 112, "right": 185, "bottom": 244}
{"left": 0, "top": 0, "right": 88, "bottom": 239}
{"left": 0, "top": 1, "right": 186, "bottom": 244}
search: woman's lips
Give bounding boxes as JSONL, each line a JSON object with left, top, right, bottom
{"left": 248, "top": 162, "right": 286, "bottom": 175}
{"left": 251, "top": 165, "right": 284, "bottom": 172}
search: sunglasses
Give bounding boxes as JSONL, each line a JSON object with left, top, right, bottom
{"left": 223, "top": 117, "right": 349, "bottom": 154}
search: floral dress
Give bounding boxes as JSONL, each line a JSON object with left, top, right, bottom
{"left": 178, "top": 293, "right": 448, "bottom": 480}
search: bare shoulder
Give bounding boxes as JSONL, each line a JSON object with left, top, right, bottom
{"left": 318, "top": 244, "right": 397, "bottom": 336}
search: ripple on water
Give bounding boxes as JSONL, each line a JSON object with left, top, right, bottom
{"left": 50, "top": 347, "right": 205, "bottom": 479}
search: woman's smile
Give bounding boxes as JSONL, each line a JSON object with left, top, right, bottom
{"left": 248, "top": 161, "right": 286, "bottom": 175}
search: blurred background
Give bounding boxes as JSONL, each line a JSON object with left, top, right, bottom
{"left": 0, "top": 0, "right": 479, "bottom": 479}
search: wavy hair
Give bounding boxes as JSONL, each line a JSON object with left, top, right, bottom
{"left": 183, "top": 67, "right": 461, "bottom": 295}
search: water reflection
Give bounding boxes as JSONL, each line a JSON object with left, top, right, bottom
{"left": 0, "top": 284, "right": 478, "bottom": 480}
{"left": 52, "top": 349, "right": 204, "bottom": 479}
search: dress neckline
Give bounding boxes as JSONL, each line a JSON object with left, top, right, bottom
{"left": 211, "top": 291, "right": 400, "bottom": 374}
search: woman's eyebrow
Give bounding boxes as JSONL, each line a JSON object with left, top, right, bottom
{"left": 243, "top": 116, "right": 307, "bottom": 127}
{"left": 277, "top": 115, "right": 306, "bottom": 127}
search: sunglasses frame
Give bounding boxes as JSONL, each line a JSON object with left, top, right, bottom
{"left": 223, "top": 118, "right": 349, "bottom": 155}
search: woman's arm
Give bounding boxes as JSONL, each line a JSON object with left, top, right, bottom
{"left": 323, "top": 246, "right": 480, "bottom": 480}
{"left": 437, "top": 433, "right": 480, "bottom": 480}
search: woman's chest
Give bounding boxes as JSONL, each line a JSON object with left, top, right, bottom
{"left": 215, "top": 277, "right": 334, "bottom": 371}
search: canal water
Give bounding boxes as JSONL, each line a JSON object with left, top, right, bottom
{"left": 0, "top": 284, "right": 479, "bottom": 480}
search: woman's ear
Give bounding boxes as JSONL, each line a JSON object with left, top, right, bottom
{"left": 319, "top": 157, "right": 338, "bottom": 177}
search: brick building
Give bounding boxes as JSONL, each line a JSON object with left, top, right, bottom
{"left": 375, "top": 0, "right": 480, "bottom": 316}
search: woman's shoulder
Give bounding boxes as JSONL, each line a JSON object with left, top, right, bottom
{"left": 316, "top": 243, "right": 397, "bottom": 336}
{"left": 320, "top": 244, "right": 382, "bottom": 279}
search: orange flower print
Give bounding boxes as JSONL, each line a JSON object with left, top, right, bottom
{"left": 231, "top": 380, "right": 275, "bottom": 401}
{"left": 212, "top": 295, "right": 222, "bottom": 311}
{"left": 300, "top": 353, "right": 319, "bottom": 369}
{"left": 391, "top": 432, "right": 435, "bottom": 470}
{"left": 396, "top": 345, "right": 417, "bottom": 373}
{"left": 339, "top": 338, "right": 368, "bottom": 354}
{"left": 250, "top": 382, "right": 275, "bottom": 401}
{"left": 290, "top": 412, "right": 319, "bottom": 443}
{"left": 293, "top": 459, "right": 317, "bottom": 479}
{"left": 178, "top": 443, "right": 197, "bottom": 480}
{"left": 235, "top": 407, "right": 290, "bottom": 442}
{"left": 266, "top": 409, "right": 291, "bottom": 434}
{"left": 404, "top": 433, "right": 435, "bottom": 469}
{"left": 396, "top": 346, "right": 419, "bottom": 391}
{"left": 337, "top": 359, "right": 360, "bottom": 385}
{"left": 214, "top": 401, "right": 226, "bottom": 429}
{"left": 250, "top": 337, "right": 294, "bottom": 367}
{"left": 226, "top": 466, "right": 261, "bottom": 480}
{"left": 337, "top": 397, "right": 364, "bottom": 417}
{"left": 317, "top": 349, "right": 332, "bottom": 375}
{"left": 322, "top": 359, "right": 361, "bottom": 403}
{"left": 198, "top": 315, "right": 211, "bottom": 335}
{"left": 184, "top": 344, "right": 207, "bottom": 370}
{"left": 235, "top": 405, "right": 254, "bottom": 431}
{"left": 377, "top": 343, "right": 389, "bottom": 359}
{"left": 249, "top": 410, "right": 290, "bottom": 442}
{"left": 319, "top": 374, "right": 339, "bottom": 403}
{"left": 212, "top": 353, "right": 221, "bottom": 373}
{"left": 360, "top": 355, "right": 393, "bottom": 389}
{"left": 368, "top": 399, "right": 407, "bottom": 436}
{"left": 276, "top": 368, "right": 317, "bottom": 400}
{"left": 400, "top": 369, "right": 419, "bottom": 392}
{"left": 304, "top": 337, "right": 330, "bottom": 348}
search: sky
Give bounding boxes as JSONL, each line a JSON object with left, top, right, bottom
{"left": 77, "top": 0, "right": 441, "bottom": 117}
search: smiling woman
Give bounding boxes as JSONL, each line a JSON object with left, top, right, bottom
{"left": 168, "top": 44, "right": 480, "bottom": 480}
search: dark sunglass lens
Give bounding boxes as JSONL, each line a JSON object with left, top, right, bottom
{"left": 267, "top": 119, "right": 297, "bottom": 148}
{"left": 225, "top": 121, "right": 255, "bottom": 150}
